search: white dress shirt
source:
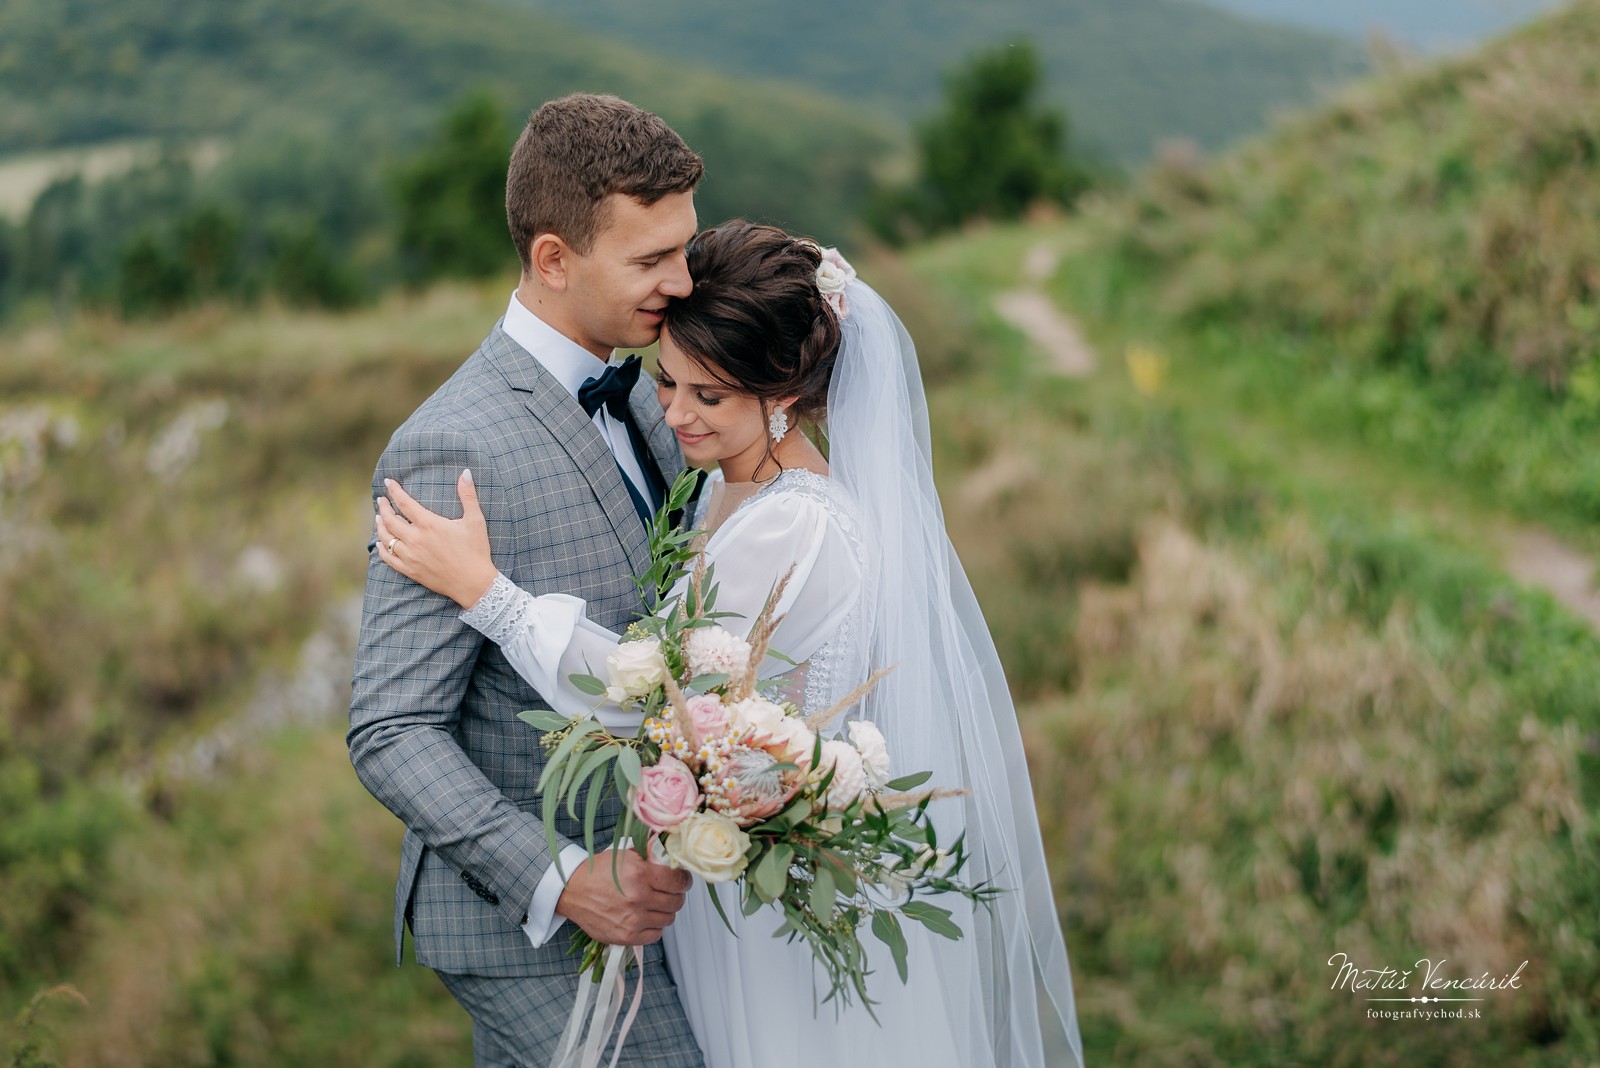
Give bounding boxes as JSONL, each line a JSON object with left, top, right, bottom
{"left": 501, "top": 290, "right": 655, "bottom": 502}
{"left": 499, "top": 290, "right": 656, "bottom": 948}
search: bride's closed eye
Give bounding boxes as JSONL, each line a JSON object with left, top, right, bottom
{"left": 656, "top": 372, "right": 723, "bottom": 406}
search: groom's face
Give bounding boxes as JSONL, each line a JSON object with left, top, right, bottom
{"left": 563, "top": 192, "right": 697, "bottom": 356}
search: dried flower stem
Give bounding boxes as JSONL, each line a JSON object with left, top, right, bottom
{"left": 806, "top": 665, "right": 897, "bottom": 731}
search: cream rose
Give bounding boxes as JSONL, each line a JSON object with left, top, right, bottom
{"left": 846, "top": 720, "right": 891, "bottom": 790}
{"left": 604, "top": 638, "right": 667, "bottom": 703}
{"left": 732, "top": 697, "right": 815, "bottom": 767}
{"left": 631, "top": 754, "right": 700, "bottom": 832}
{"left": 764, "top": 715, "right": 817, "bottom": 769}
{"left": 663, "top": 811, "right": 751, "bottom": 883}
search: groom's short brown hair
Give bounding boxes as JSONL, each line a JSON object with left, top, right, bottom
{"left": 506, "top": 94, "right": 703, "bottom": 271}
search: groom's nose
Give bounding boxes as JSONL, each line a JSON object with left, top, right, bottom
{"left": 658, "top": 252, "right": 692, "bottom": 299}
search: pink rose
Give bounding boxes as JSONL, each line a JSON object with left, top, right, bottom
{"left": 684, "top": 694, "right": 733, "bottom": 749}
{"left": 631, "top": 754, "right": 700, "bottom": 832}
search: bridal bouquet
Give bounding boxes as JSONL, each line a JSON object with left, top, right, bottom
{"left": 519, "top": 471, "right": 995, "bottom": 1012}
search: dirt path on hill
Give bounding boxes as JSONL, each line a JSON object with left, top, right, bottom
{"left": 993, "top": 242, "right": 1096, "bottom": 377}
{"left": 1506, "top": 528, "right": 1600, "bottom": 633}
{"left": 1002, "top": 240, "right": 1600, "bottom": 636}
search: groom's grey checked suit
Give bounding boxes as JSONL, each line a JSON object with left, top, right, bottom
{"left": 348, "top": 322, "right": 703, "bottom": 1063}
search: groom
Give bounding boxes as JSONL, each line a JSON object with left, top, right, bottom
{"left": 348, "top": 94, "right": 705, "bottom": 1065}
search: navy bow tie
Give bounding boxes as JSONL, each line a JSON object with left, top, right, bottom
{"left": 578, "top": 355, "right": 643, "bottom": 420}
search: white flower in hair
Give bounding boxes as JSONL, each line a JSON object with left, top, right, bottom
{"left": 814, "top": 246, "right": 856, "bottom": 319}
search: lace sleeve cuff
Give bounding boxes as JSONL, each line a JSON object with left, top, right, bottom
{"left": 458, "top": 572, "right": 534, "bottom": 646}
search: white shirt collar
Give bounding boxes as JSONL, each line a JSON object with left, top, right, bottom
{"left": 501, "top": 290, "right": 613, "bottom": 399}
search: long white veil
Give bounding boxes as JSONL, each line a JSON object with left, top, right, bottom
{"left": 827, "top": 280, "right": 1084, "bottom": 1067}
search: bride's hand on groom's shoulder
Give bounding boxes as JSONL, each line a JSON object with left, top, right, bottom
{"left": 374, "top": 469, "right": 499, "bottom": 610}
{"left": 556, "top": 848, "right": 692, "bottom": 947}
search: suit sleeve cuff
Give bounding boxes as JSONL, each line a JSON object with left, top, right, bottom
{"left": 521, "top": 843, "right": 591, "bottom": 948}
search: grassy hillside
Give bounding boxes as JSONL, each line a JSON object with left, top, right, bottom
{"left": 1061, "top": 0, "right": 1600, "bottom": 530}
{"left": 0, "top": 289, "right": 502, "bottom": 1064}
{"left": 505, "top": 0, "right": 1367, "bottom": 163}
{"left": 0, "top": 0, "right": 895, "bottom": 239}
{"left": 894, "top": 213, "right": 1598, "bottom": 1063}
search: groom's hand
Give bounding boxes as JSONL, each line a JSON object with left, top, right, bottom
{"left": 555, "top": 849, "right": 692, "bottom": 946}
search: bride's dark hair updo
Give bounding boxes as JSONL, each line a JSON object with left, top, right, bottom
{"left": 662, "top": 220, "right": 842, "bottom": 424}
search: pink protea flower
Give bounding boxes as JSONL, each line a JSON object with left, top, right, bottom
{"left": 715, "top": 746, "right": 802, "bottom": 826}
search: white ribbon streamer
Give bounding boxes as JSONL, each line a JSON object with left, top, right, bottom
{"left": 549, "top": 943, "right": 646, "bottom": 1068}
{"left": 551, "top": 838, "right": 660, "bottom": 1068}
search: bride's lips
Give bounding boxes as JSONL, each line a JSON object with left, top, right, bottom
{"left": 675, "top": 429, "right": 711, "bottom": 446}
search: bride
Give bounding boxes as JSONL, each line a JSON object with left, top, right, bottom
{"left": 373, "top": 221, "right": 1083, "bottom": 1068}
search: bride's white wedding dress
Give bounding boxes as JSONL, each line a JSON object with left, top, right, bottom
{"left": 461, "top": 281, "right": 1083, "bottom": 1068}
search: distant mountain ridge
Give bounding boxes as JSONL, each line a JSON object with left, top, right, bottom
{"left": 1202, "top": 0, "right": 1565, "bottom": 51}
{"left": 501, "top": 0, "right": 1369, "bottom": 162}
{"left": 0, "top": 0, "right": 896, "bottom": 237}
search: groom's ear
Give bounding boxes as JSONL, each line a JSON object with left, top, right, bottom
{"left": 529, "top": 233, "right": 572, "bottom": 293}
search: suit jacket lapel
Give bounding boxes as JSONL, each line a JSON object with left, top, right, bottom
{"left": 482, "top": 325, "right": 651, "bottom": 579}
{"left": 628, "top": 373, "right": 684, "bottom": 489}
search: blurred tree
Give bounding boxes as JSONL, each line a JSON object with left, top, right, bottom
{"left": 20, "top": 176, "right": 93, "bottom": 301}
{"left": 175, "top": 205, "right": 243, "bottom": 298}
{"left": 392, "top": 91, "right": 513, "bottom": 281}
{"left": 268, "top": 221, "right": 362, "bottom": 309}
{"left": 868, "top": 41, "right": 1091, "bottom": 244}
{"left": 117, "top": 231, "right": 193, "bottom": 316}
{"left": 0, "top": 218, "right": 16, "bottom": 314}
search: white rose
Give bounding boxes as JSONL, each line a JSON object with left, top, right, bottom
{"left": 604, "top": 638, "right": 667, "bottom": 703}
{"left": 846, "top": 720, "right": 891, "bottom": 790}
{"left": 732, "top": 697, "right": 815, "bottom": 767}
{"left": 663, "top": 810, "right": 751, "bottom": 883}
{"left": 815, "top": 247, "right": 857, "bottom": 294}
{"left": 729, "top": 696, "right": 788, "bottom": 739}
{"left": 816, "top": 738, "right": 867, "bottom": 810}
{"left": 684, "top": 625, "right": 752, "bottom": 679}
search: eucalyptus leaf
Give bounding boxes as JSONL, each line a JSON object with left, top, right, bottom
{"left": 741, "top": 886, "right": 764, "bottom": 917}
{"left": 753, "top": 844, "right": 792, "bottom": 903}
{"left": 582, "top": 756, "right": 609, "bottom": 854}
{"left": 871, "top": 910, "right": 910, "bottom": 982}
{"left": 901, "top": 901, "right": 963, "bottom": 940}
{"left": 569, "top": 674, "right": 608, "bottom": 697}
{"left": 567, "top": 746, "right": 616, "bottom": 823}
{"left": 707, "top": 882, "right": 737, "bottom": 935}
{"left": 810, "top": 866, "right": 837, "bottom": 922}
{"left": 884, "top": 771, "right": 933, "bottom": 792}
{"left": 615, "top": 745, "right": 643, "bottom": 788}
{"left": 518, "top": 709, "right": 570, "bottom": 732}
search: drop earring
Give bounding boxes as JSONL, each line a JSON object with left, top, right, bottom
{"left": 768, "top": 406, "right": 789, "bottom": 443}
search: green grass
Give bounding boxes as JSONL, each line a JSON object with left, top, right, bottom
{"left": 1043, "top": 0, "right": 1600, "bottom": 537}
{"left": 892, "top": 215, "right": 1600, "bottom": 1065}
